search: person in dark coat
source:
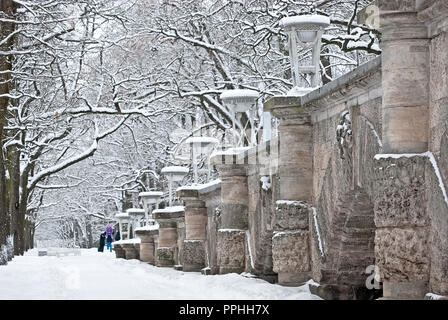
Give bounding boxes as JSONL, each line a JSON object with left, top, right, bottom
{"left": 98, "top": 232, "right": 106, "bottom": 252}
{"left": 114, "top": 230, "right": 121, "bottom": 241}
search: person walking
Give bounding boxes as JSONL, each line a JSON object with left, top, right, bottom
{"left": 98, "top": 232, "right": 106, "bottom": 252}
{"left": 114, "top": 230, "right": 121, "bottom": 241}
{"left": 105, "top": 225, "right": 113, "bottom": 252}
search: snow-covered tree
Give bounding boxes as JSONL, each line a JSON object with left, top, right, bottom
{"left": 1, "top": 0, "right": 380, "bottom": 256}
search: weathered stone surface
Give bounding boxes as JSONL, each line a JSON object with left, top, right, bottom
{"left": 427, "top": 147, "right": 448, "bottom": 295}
{"left": 113, "top": 245, "right": 125, "bottom": 259}
{"left": 278, "top": 123, "right": 313, "bottom": 202}
{"left": 378, "top": 0, "right": 416, "bottom": 11}
{"left": 158, "top": 227, "right": 177, "bottom": 247}
{"left": 185, "top": 208, "right": 207, "bottom": 240}
{"left": 274, "top": 201, "right": 310, "bottom": 231}
{"left": 309, "top": 282, "right": 382, "bottom": 300}
{"left": 140, "top": 242, "right": 155, "bottom": 264}
{"left": 375, "top": 227, "right": 430, "bottom": 282}
{"left": 177, "top": 219, "right": 185, "bottom": 266}
{"left": 382, "top": 281, "right": 428, "bottom": 300}
{"left": 182, "top": 240, "right": 206, "bottom": 272}
{"left": 374, "top": 156, "right": 428, "bottom": 227}
{"left": 272, "top": 231, "right": 310, "bottom": 273}
{"left": 217, "top": 229, "right": 246, "bottom": 274}
{"left": 122, "top": 243, "right": 139, "bottom": 260}
{"left": 156, "top": 247, "right": 176, "bottom": 267}
{"left": 134, "top": 229, "right": 158, "bottom": 243}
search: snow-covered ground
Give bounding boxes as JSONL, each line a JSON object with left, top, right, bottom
{"left": 0, "top": 249, "right": 321, "bottom": 300}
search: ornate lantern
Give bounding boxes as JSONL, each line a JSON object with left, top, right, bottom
{"left": 161, "top": 166, "right": 189, "bottom": 206}
{"left": 220, "top": 89, "right": 259, "bottom": 147}
{"left": 185, "top": 137, "right": 219, "bottom": 184}
{"left": 139, "top": 191, "right": 163, "bottom": 226}
{"left": 280, "top": 14, "right": 330, "bottom": 89}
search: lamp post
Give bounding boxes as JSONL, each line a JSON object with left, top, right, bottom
{"left": 127, "top": 208, "right": 146, "bottom": 238}
{"left": 185, "top": 137, "right": 219, "bottom": 184}
{"left": 161, "top": 166, "right": 189, "bottom": 206}
{"left": 220, "top": 89, "right": 259, "bottom": 147}
{"left": 115, "top": 212, "right": 130, "bottom": 240}
{"left": 280, "top": 14, "right": 330, "bottom": 89}
{"left": 139, "top": 191, "right": 163, "bottom": 226}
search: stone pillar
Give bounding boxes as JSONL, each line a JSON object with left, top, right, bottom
{"left": 379, "top": 1, "right": 430, "bottom": 153}
{"left": 264, "top": 97, "right": 314, "bottom": 286}
{"left": 373, "top": 1, "right": 431, "bottom": 300}
{"left": 135, "top": 229, "right": 158, "bottom": 264}
{"left": 178, "top": 189, "right": 207, "bottom": 272}
{"left": 153, "top": 207, "right": 184, "bottom": 267}
{"left": 212, "top": 159, "right": 249, "bottom": 275}
{"left": 277, "top": 117, "right": 313, "bottom": 202}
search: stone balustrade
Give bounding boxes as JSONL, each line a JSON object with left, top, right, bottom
{"left": 108, "top": 0, "right": 448, "bottom": 300}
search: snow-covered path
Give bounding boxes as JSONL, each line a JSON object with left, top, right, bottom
{"left": 0, "top": 249, "right": 321, "bottom": 300}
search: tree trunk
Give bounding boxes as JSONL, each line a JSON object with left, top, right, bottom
{"left": 0, "top": 1, "right": 18, "bottom": 257}
{"left": 8, "top": 148, "right": 23, "bottom": 255}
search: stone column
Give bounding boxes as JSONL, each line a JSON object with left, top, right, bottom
{"left": 178, "top": 189, "right": 207, "bottom": 272}
{"left": 153, "top": 207, "right": 184, "bottom": 267}
{"left": 212, "top": 155, "right": 249, "bottom": 275}
{"left": 373, "top": 1, "right": 431, "bottom": 300}
{"left": 135, "top": 229, "right": 158, "bottom": 264}
{"left": 277, "top": 117, "right": 313, "bottom": 202}
{"left": 264, "top": 97, "right": 314, "bottom": 286}
{"left": 379, "top": 1, "right": 430, "bottom": 153}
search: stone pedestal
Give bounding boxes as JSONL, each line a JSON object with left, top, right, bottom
{"left": 113, "top": 244, "right": 125, "bottom": 259}
{"left": 272, "top": 218, "right": 311, "bottom": 286}
{"left": 178, "top": 188, "right": 208, "bottom": 272}
{"left": 272, "top": 202, "right": 312, "bottom": 286}
{"left": 157, "top": 247, "right": 176, "bottom": 267}
{"left": 212, "top": 161, "right": 249, "bottom": 275}
{"left": 183, "top": 240, "right": 206, "bottom": 272}
{"left": 122, "top": 243, "right": 139, "bottom": 260}
{"left": 217, "top": 229, "right": 246, "bottom": 274}
{"left": 135, "top": 229, "right": 158, "bottom": 264}
{"left": 374, "top": 155, "right": 430, "bottom": 299}
{"left": 154, "top": 207, "right": 184, "bottom": 267}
